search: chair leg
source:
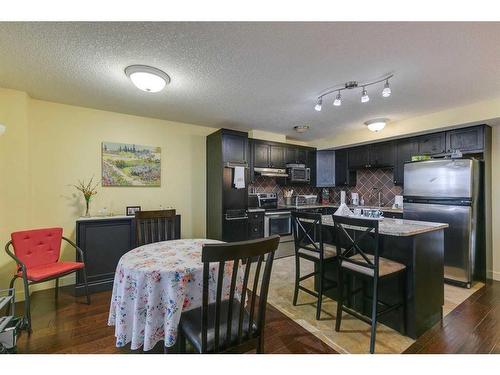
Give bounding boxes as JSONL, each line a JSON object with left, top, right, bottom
{"left": 55, "top": 278, "right": 59, "bottom": 300}
{"left": 316, "top": 262, "right": 324, "bottom": 320}
{"left": 369, "top": 276, "right": 379, "bottom": 354}
{"left": 7, "top": 277, "right": 16, "bottom": 316}
{"left": 293, "top": 255, "right": 300, "bottom": 306}
{"left": 82, "top": 267, "right": 91, "bottom": 305}
{"left": 21, "top": 276, "right": 32, "bottom": 333}
{"left": 401, "top": 271, "right": 407, "bottom": 335}
{"left": 335, "top": 268, "right": 344, "bottom": 332}
{"left": 257, "top": 333, "right": 264, "bottom": 354}
{"left": 179, "top": 330, "right": 187, "bottom": 353}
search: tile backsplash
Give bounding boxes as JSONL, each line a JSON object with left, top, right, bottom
{"left": 249, "top": 168, "right": 403, "bottom": 207}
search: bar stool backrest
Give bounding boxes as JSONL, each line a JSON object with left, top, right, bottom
{"left": 332, "top": 215, "right": 380, "bottom": 276}
{"left": 291, "top": 211, "right": 325, "bottom": 259}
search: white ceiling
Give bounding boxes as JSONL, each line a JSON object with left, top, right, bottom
{"left": 0, "top": 22, "right": 499, "bottom": 141}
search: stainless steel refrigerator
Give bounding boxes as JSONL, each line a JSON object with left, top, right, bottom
{"left": 403, "top": 159, "right": 484, "bottom": 288}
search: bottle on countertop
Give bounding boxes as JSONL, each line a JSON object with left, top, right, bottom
{"left": 360, "top": 196, "right": 365, "bottom": 206}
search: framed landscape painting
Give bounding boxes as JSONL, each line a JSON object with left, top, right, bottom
{"left": 102, "top": 142, "right": 161, "bottom": 186}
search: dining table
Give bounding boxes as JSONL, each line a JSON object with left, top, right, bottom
{"left": 108, "top": 238, "right": 240, "bottom": 351}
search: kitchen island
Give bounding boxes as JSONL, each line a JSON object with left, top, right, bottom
{"left": 314, "top": 216, "right": 448, "bottom": 339}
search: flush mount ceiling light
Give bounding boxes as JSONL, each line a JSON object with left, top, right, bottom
{"left": 0, "top": 123, "right": 6, "bottom": 136}
{"left": 365, "top": 118, "right": 389, "bottom": 132}
{"left": 313, "top": 74, "right": 393, "bottom": 111}
{"left": 125, "top": 65, "right": 171, "bottom": 93}
{"left": 294, "top": 125, "right": 310, "bottom": 133}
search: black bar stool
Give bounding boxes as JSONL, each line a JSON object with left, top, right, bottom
{"left": 291, "top": 211, "right": 338, "bottom": 320}
{"left": 332, "top": 215, "right": 407, "bottom": 354}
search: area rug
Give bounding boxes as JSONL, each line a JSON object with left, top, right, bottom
{"left": 263, "top": 256, "right": 483, "bottom": 354}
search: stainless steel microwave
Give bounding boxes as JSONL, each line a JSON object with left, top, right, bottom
{"left": 286, "top": 164, "right": 310, "bottom": 183}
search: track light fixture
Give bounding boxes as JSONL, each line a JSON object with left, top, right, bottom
{"left": 313, "top": 74, "right": 393, "bottom": 111}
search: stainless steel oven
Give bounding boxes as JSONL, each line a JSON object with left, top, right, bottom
{"left": 264, "top": 211, "right": 295, "bottom": 259}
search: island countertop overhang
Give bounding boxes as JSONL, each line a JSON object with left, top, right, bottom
{"left": 320, "top": 215, "right": 448, "bottom": 237}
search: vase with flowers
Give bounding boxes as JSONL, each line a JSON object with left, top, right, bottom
{"left": 74, "top": 177, "right": 99, "bottom": 217}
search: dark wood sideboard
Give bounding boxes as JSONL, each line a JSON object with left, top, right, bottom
{"left": 74, "top": 215, "right": 181, "bottom": 295}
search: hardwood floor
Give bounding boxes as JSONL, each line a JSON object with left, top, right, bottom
{"left": 13, "top": 280, "right": 500, "bottom": 354}
{"left": 14, "top": 287, "right": 337, "bottom": 354}
{"left": 404, "top": 280, "right": 500, "bottom": 354}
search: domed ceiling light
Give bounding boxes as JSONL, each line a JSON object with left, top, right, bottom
{"left": 313, "top": 74, "right": 393, "bottom": 111}
{"left": 125, "top": 65, "right": 171, "bottom": 93}
{"left": 294, "top": 125, "right": 310, "bottom": 133}
{"left": 365, "top": 118, "right": 389, "bottom": 132}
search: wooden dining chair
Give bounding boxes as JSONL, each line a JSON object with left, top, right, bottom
{"left": 135, "top": 209, "right": 179, "bottom": 246}
{"left": 291, "top": 211, "right": 338, "bottom": 320}
{"left": 332, "top": 215, "right": 407, "bottom": 354}
{"left": 178, "top": 235, "right": 280, "bottom": 354}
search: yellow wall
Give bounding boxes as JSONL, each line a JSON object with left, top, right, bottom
{"left": 311, "top": 96, "right": 500, "bottom": 281}
{"left": 0, "top": 88, "right": 214, "bottom": 298}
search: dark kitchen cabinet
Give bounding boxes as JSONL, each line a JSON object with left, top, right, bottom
{"left": 286, "top": 146, "right": 308, "bottom": 165}
{"left": 394, "top": 138, "right": 419, "bottom": 185}
{"left": 253, "top": 142, "right": 270, "bottom": 168}
{"left": 369, "top": 141, "right": 395, "bottom": 167}
{"left": 314, "top": 150, "right": 335, "bottom": 187}
{"left": 269, "top": 145, "right": 286, "bottom": 168}
{"left": 222, "top": 132, "right": 248, "bottom": 164}
{"left": 347, "top": 146, "right": 370, "bottom": 169}
{"left": 347, "top": 142, "right": 395, "bottom": 169}
{"left": 285, "top": 147, "right": 296, "bottom": 164}
{"left": 247, "top": 211, "right": 264, "bottom": 240}
{"left": 446, "top": 126, "right": 484, "bottom": 153}
{"left": 417, "top": 132, "right": 446, "bottom": 155}
{"left": 335, "top": 149, "right": 355, "bottom": 186}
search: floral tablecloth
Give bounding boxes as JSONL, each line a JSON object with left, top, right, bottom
{"left": 108, "top": 238, "right": 241, "bottom": 351}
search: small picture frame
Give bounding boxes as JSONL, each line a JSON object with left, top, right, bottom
{"left": 126, "top": 206, "right": 141, "bottom": 216}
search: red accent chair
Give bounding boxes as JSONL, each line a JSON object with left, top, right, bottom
{"left": 5, "top": 227, "right": 90, "bottom": 332}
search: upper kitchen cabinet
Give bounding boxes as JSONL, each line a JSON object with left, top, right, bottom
{"left": 417, "top": 132, "right": 446, "bottom": 155}
{"left": 394, "top": 138, "right": 419, "bottom": 185}
{"left": 347, "top": 142, "right": 395, "bottom": 169}
{"left": 369, "top": 141, "right": 395, "bottom": 167}
{"left": 335, "top": 149, "right": 355, "bottom": 186}
{"left": 313, "top": 149, "right": 356, "bottom": 187}
{"left": 253, "top": 141, "right": 271, "bottom": 168}
{"left": 313, "top": 150, "right": 335, "bottom": 187}
{"left": 269, "top": 145, "right": 286, "bottom": 168}
{"left": 221, "top": 129, "right": 248, "bottom": 165}
{"left": 347, "top": 146, "right": 370, "bottom": 169}
{"left": 446, "top": 125, "right": 484, "bottom": 153}
{"left": 286, "top": 146, "right": 308, "bottom": 165}
{"left": 252, "top": 141, "right": 286, "bottom": 168}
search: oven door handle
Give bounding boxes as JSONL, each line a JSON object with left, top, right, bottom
{"left": 265, "top": 211, "right": 291, "bottom": 217}
{"left": 225, "top": 215, "right": 248, "bottom": 221}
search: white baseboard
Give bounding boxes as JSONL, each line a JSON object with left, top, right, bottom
{"left": 12, "top": 274, "right": 76, "bottom": 302}
{"left": 488, "top": 269, "right": 500, "bottom": 281}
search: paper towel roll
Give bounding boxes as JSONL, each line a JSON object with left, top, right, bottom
{"left": 340, "top": 191, "right": 346, "bottom": 205}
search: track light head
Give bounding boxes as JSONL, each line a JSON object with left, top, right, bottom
{"left": 382, "top": 80, "right": 391, "bottom": 97}
{"left": 333, "top": 91, "right": 342, "bottom": 106}
{"left": 361, "top": 87, "right": 370, "bottom": 103}
{"left": 314, "top": 97, "right": 322, "bottom": 111}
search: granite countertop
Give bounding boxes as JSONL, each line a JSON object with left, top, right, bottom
{"left": 277, "top": 204, "right": 404, "bottom": 214}
{"left": 77, "top": 215, "right": 131, "bottom": 221}
{"left": 320, "top": 215, "right": 448, "bottom": 237}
